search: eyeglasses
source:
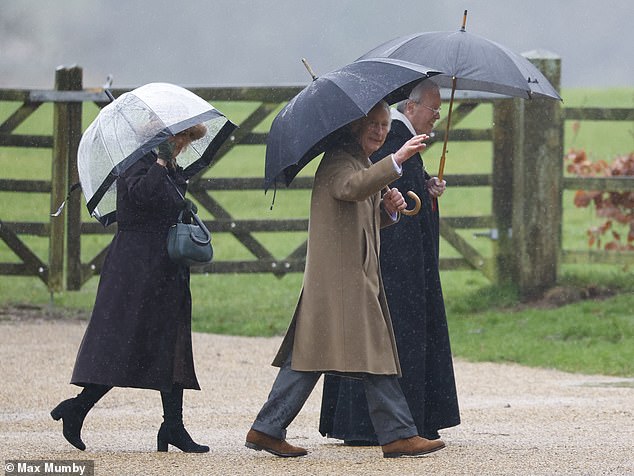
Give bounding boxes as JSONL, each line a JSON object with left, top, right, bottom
{"left": 416, "top": 102, "right": 441, "bottom": 115}
{"left": 418, "top": 102, "right": 440, "bottom": 116}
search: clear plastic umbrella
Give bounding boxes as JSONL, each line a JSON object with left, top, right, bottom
{"left": 77, "top": 82, "right": 236, "bottom": 226}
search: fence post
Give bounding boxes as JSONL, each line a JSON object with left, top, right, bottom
{"left": 491, "top": 98, "right": 517, "bottom": 284}
{"left": 65, "top": 68, "right": 84, "bottom": 290}
{"left": 49, "top": 65, "right": 82, "bottom": 293}
{"left": 511, "top": 51, "right": 563, "bottom": 299}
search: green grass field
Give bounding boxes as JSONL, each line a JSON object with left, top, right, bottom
{"left": 1, "top": 87, "right": 633, "bottom": 377}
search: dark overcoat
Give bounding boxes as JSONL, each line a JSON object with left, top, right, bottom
{"left": 71, "top": 154, "right": 200, "bottom": 392}
{"left": 319, "top": 119, "right": 460, "bottom": 441}
{"left": 272, "top": 140, "right": 402, "bottom": 375}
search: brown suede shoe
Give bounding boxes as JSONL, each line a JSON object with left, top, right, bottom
{"left": 245, "top": 429, "right": 308, "bottom": 457}
{"left": 382, "top": 435, "right": 446, "bottom": 458}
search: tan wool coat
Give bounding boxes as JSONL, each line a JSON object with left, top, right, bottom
{"left": 272, "top": 140, "right": 403, "bottom": 376}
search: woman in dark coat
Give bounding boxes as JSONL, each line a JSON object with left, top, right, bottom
{"left": 51, "top": 124, "right": 208, "bottom": 453}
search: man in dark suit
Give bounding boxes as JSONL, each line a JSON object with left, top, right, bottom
{"left": 320, "top": 81, "right": 460, "bottom": 445}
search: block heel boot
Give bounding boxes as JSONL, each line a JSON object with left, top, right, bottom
{"left": 158, "top": 385, "right": 209, "bottom": 453}
{"left": 50, "top": 384, "right": 111, "bottom": 451}
{"left": 157, "top": 422, "right": 209, "bottom": 453}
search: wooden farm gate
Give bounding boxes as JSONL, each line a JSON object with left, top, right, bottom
{"left": 1, "top": 56, "right": 632, "bottom": 297}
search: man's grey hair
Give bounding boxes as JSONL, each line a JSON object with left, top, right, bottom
{"left": 375, "top": 99, "right": 391, "bottom": 117}
{"left": 349, "top": 99, "right": 392, "bottom": 137}
{"left": 364, "top": 99, "right": 392, "bottom": 127}
{"left": 396, "top": 80, "right": 439, "bottom": 113}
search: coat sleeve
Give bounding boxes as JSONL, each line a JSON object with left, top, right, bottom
{"left": 379, "top": 206, "right": 399, "bottom": 229}
{"left": 122, "top": 156, "right": 177, "bottom": 210}
{"left": 325, "top": 152, "right": 401, "bottom": 202}
{"left": 373, "top": 131, "right": 428, "bottom": 209}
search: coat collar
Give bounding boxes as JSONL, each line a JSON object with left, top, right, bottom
{"left": 391, "top": 108, "right": 417, "bottom": 136}
{"left": 386, "top": 117, "right": 429, "bottom": 175}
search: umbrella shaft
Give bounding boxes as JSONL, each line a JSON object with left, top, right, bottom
{"left": 437, "top": 76, "right": 457, "bottom": 182}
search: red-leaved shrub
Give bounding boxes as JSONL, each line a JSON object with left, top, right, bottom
{"left": 565, "top": 149, "right": 634, "bottom": 250}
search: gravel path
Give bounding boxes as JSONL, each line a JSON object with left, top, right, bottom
{"left": 1, "top": 318, "right": 633, "bottom": 475}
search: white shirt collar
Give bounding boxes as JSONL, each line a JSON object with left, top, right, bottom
{"left": 390, "top": 108, "right": 416, "bottom": 136}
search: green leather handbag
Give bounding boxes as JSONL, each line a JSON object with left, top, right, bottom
{"left": 167, "top": 209, "right": 213, "bottom": 267}
{"left": 165, "top": 174, "right": 213, "bottom": 267}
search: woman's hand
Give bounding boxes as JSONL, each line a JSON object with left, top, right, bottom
{"left": 157, "top": 141, "right": 176, "bottom": 167}
{"left": 393, "top": 134, "right": 429, "bottom": 166}
{"left": 383, "top": 187, "right": 406, "bottom": 215}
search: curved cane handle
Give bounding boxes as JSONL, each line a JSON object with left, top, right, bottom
{"left": 401, "top": 191, "right": 422, "bottom": 216}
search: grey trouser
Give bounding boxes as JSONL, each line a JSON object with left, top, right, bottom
{"left": 251, "top": 355, "right": 417, "bottom": 446}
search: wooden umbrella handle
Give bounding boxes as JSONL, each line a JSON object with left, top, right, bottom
{"left": 402, "top": 191, "right": 422, "bottom": 216}
{"left": 383, "top": 186, "right": 421, "bottom": 216}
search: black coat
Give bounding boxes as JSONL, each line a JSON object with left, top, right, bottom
{"left": 319, "top": 119, "right": 460, "bottom": 441}
{"left": 71, "top": 154, "right": 200, "bottom": 392}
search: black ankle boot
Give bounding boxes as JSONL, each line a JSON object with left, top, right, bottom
{"left": 157, "top": 422, "right": 209, "bottom": 453}
{"left": 159, "top": 385, "right": 208, "bottom": 453}
{"left": 50, "top": 398, "right": 87, "bottom": 451}
{"left": 50, "top": 384, "right": 110, "bottom": 451}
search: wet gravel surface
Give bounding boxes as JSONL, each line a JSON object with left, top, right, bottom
{"left": 1, "top": 318, "right": 633, "bottom": 475}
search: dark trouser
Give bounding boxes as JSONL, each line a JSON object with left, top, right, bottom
{"left": 251, "top": 356, "right": 417, "bottom": 446}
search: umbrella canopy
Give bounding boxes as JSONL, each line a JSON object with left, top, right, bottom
{"left": 78, "top": 82, "right": 236, "bottom": 225}
{"left": 357, "top": 26, "right": 561, "bottom": 101}
{"left": 264, "top": 58, "right": 439, "bottom": 190}
{"left": 357, "top": 11, "right": 561, "bottom": 180}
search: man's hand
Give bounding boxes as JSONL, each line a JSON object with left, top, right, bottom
{"left": 393, "top": 134, "right": 429, "bottom": 166}
{"left": 383, "top": 187, "right": 406, "bottom": 216}
{"left": 427, "top": 177, "right": 446, "bottom": 198}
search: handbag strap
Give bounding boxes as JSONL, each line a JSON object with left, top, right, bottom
{"left": 166, "top": 174, "right": 211, "bottom": 245}
{"left": 165, "top": 174, "right": 186, "bottom": 202}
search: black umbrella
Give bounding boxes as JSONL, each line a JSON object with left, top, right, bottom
{"left": 264, "top": 58, "right": 439, "bottom": 190}
{"left": 357, "top": 10, "right": 561, "bottom": 180}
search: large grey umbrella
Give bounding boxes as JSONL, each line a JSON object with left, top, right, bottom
{"left": 358, "top": 10, "right": 561, "bottom": 179}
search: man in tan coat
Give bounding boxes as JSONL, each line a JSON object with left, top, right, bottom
{"left": 246, "top": 100, "right": 446, "bottom": 459}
